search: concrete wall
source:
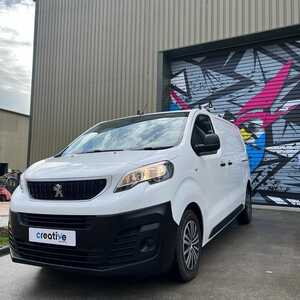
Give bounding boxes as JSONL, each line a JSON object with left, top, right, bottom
{"left": 0, "top": 109, "right": 29, "bottom": 171}
{"left": 30, "top": 0, "right": 300, "bottom": 163}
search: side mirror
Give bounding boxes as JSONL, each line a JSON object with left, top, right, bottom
{"left": 195, "top": 134, "right": 220, "bottom": 155}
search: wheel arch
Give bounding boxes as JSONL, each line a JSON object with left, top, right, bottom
{"left": 170, "top": 178, "right": 208, "bottom": 244}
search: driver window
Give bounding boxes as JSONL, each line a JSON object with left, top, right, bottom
{"left": 191, "top": 115, "right": 214, "bottom": 153}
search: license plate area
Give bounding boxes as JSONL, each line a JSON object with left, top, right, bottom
{"left": 29, "top": 227, "right": 76, "bottom": 247}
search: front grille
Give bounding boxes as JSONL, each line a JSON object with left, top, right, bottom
{"left": 10, "top": 234, "right": 104, "bottom": 269}
{"left": 20, "top": 213, "right": 94, "bottom": 229}
{"left": 27, "top": 179, "right": 107, "bottom": 200}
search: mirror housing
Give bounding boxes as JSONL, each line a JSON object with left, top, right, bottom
{"left": 194, "top": 133, "right": 220, "bottom": 155}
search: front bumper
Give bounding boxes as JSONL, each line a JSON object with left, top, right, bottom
{"left": 9, "top": 202, "right": 178, "bottom": 276}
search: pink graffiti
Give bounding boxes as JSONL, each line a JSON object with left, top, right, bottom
{"left": 170, "top": 90, "right": 191, "bottom": 110}
{"left": 237, "top": 60, "right": 292, "bottom": 115}
{"left": 235, "top": 60, "right": 298, "bottom": 128}
{"left": 235, "top": 111, "right": 288, "bottom": 128}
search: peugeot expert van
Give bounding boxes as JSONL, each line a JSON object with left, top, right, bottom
{"left": 10, "top": 109, "right": 251, "bottom": 282}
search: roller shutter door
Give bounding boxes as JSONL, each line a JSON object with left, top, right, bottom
{"left": 168, "top": 37, "right": 300, "bottom": 207}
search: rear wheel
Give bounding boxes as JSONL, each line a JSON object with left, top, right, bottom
{"left": 237, "top": 188, "right": 252, "bottom": 225}
{"left": 173, "top": 209, "right": 202, "bottom": 282}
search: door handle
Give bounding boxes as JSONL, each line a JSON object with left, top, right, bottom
{"left": 228, "top": 161, "right": 233, "bottom": 166}
{"left": 220, "top": 162, "right": 226, "bottom": 167}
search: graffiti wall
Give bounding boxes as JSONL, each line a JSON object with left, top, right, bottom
{"left": 169, "top": 38, "right": 300, "bottom": 207}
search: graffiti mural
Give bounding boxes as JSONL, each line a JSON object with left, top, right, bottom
{"left": 169, "top": 39, "right": 300, "bottom": 207}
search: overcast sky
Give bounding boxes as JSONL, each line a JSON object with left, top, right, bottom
{"left": 0, "top": 0, "right": 35, "bottom": 115}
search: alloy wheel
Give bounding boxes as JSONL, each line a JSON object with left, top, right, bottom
{"left": 182, "top": 220, "right": 200, "bottom": 271}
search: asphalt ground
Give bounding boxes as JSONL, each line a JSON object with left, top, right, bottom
{"left": 0, "top": 208, "right": 299, "bottom": 300}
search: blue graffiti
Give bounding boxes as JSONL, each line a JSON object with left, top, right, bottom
{"left": 169, "top": 101, "right": 181, "bottom": 111}
{"left": 246, "top": 133, "right": 266, "bottom": 172}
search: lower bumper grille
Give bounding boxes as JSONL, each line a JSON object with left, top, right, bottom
{"left": 108, "top": 227, "right": 139, "bottom": 265}
{"left": 9, "top": 233, "right": 104, "bottom": 269}
{"left": 9, "top": 228, "right": 141, "bottom": 269}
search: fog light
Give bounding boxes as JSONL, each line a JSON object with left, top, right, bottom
{"left": 140, "top": 238, "right": 156, "bottom": 253}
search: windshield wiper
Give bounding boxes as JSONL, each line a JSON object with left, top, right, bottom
{"left": 79, "top": 147, "right": 172, "bottom": 154}
{"left": 81, "top": 149, "right": 124, "bottom": 154}
{"left": 132, "top": 146, "right": 172, "bottom": 150}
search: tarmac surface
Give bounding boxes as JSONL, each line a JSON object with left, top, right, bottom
{"left": 0, "top": 208, "right": 300, "bottom": 300}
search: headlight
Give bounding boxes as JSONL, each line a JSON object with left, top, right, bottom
{"left": 115, "top": 161, "right": 174, "bottom": 192}
{"left": 19, "top": 174, "right": 26, "bottom": 192}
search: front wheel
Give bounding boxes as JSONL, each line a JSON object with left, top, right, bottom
{"left": 172, "top": 209, "right": 202, "bottom": 282}
{"left": 237, "top": 188, "right": 252, "bottom": 225}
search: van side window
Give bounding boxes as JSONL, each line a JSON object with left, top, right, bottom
{"left": 191, "top": 115, "right": 214, "bottom": 154}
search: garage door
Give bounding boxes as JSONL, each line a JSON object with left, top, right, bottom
{"left": 168, "top": 37, "right": 300, "bottom": 207}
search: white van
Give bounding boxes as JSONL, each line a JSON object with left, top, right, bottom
{"left": 10, "top": 109, "right": 251, "bottom": 282}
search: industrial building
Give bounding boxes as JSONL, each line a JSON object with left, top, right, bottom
{"left": 29, "top": 0, "right": 300, "bottom": 207}
{"left": 0, "top": 108, "right": 29, "bottom": 171}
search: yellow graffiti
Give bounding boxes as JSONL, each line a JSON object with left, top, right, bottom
{"left": 240, "top": 128, "right": 252, "bottom": 141}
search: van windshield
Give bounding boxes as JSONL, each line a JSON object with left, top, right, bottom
{"left": 61, "top": 112, "right": 189, "bottom": 155}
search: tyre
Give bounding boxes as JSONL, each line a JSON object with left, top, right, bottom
{"left": 173, "top": 209, "right": 202, "bottom": 282}
{"left": 237, "top": 188, "right": 252, "bottom": 225}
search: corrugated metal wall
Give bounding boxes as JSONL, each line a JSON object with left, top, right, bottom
{"left": 169, "top": 37, "right": 300, "bottom": 207}
{"left": 30, "top": 0, "right": 300, "bottom": 163}
{"left": 0, "top": 110, "right": 29, "bottom": 171}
